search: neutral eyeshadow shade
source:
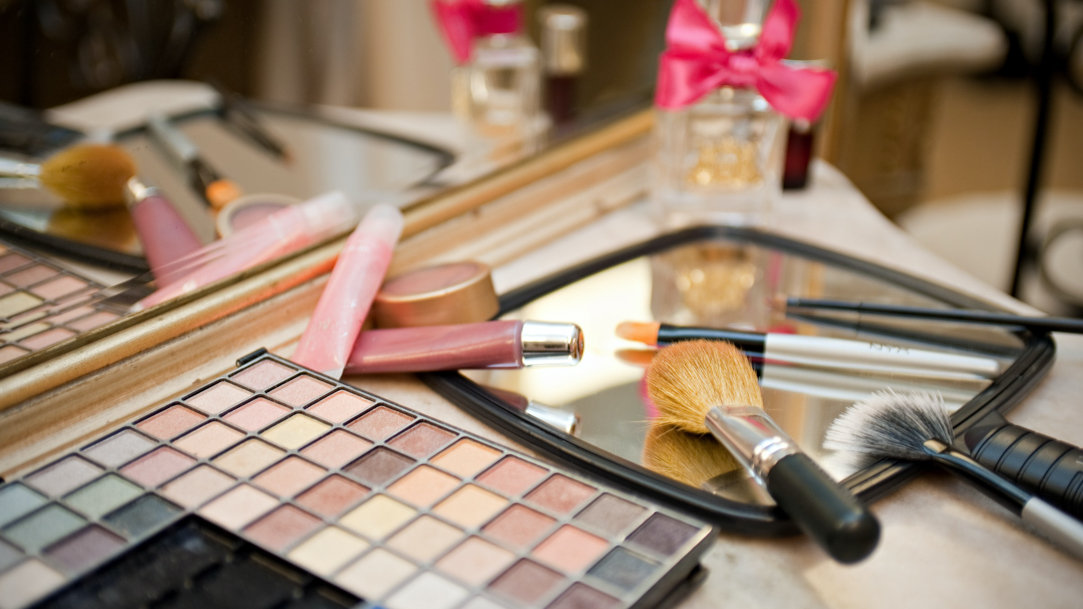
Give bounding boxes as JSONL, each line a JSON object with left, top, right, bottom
{"left": 231, "top": 359, "right": 295, "bottom": 391}
{"left": 262, "top": 414, "right": 331, "bottom": 450}
{"left": 387, "top": 423, "right": 456, "bottom": 459}
{"left": 119, "top": 446, "right": 195, "bottom": 488}
{"left": 33, "top": 275, "right": 86, "bottom": 299}
{"left": 532, "top": 524, "right": 609, "bottom": 573}
{"left": 627, "top": 513, "right": 700, "bottom": 557}
{"left": 386, "top": 515, "right": 463, "bottom": 563}
{"left": 433, "top": 484, "right": 506, "bottom": 529}
{"left": 384, "top": 572, "right": 468, "bottom": 609}
{"left": 387, "top": 465, "right": 459, "bottom": 507}
{"left": 174, "top": 421, "right": 245, "bottom": 459}
{"left": 213, "top": 439, "right": 285, "bottom": 478}
{"left": 158, "top": 465, "right": 235, "bottom": 508}
{"left": 488, "top": 559, "right": 565, "bottom": 605}
{"left": 3, "top": 504, "right": 86, "bottom": 552}
{"left": 0, "top": 345, "right": 30, "bottom": 363}
{"left": 267, "top": 374, "right": 333, "bottom": 407}
{"left": 340, "top": 495, "right": 415, "bottom": 540}
{"left": 63, "top": 474, "right": 142, "bottom": 519}
{"left": 295, "top": 475, "right": 369, "bottom": 517}
{"left": 222, "top": 397, "right": 291, "bottom": 431}
{"left": 136, "top": 404, "right": 206, "bottom": 440}
{"left": 300, "top": 430, "right": 373, "bottom": 469}
{"left": 68, "top": 311, "right": 119, "bottom": 333}
{"left": 25, "top": 456, "right": 103, "bottom": 497}
{"left": 0, "top": 292, "right": 41, "bottom": 318}
{"left": 185, "top": 381, "right": 253, "bottom": 415}
{"left": 525, "top": 474, "right": 595, "bottom": 515}
{"left": 347, "top": 405, "right": 414, "bottom": 441}
{"left": 575, "top": 493, "right": 648, "bottom": 537}
{"left": 21, "top": 327, "right": 74, "bottom": 350}
{"left": 459, "top": 598, "right": 506, "bottom": 609}
{"left": 0, "top": 483, "right": 47, "bottom": 527}
{"left": 335, "top": 548, "right": 417, "bottom": 599}
{"left": 343, "top": 447, "right": 414, "bottom": 487}
{"left": 0, "top": 558, "right": 65, "bottom": 608}
{"left": 588, "top": 547, "right": 659, "bottom": 592}
{"left": 287, "top": 526, "right": 369, "bottom": 576}
{"left": 431, "top": 439, "right": 502, "bottom": 478}
{"left": 199, "top": 484, "right": 279, "bottom": 530}
{"left": 476, "top": 456, "right": 548, "bottom": 497}
{"left": 547, "top": 582, "right": 620, "bottom": 609}
{"left": 0, "top": 539, "right": 20, "bottom": 572}
{"left": 252, "top": 456, "right": 326, "bottom": 497}
{"left": 103, "top": 495, "right": 181, "bottom": 538}
{"left": 44, "top": 524, "right": 126, "bottom": 573}
{"left": 482, "top": 504, "right": 556, "bottom": 550}
{"left": 305, "top": 390, "right": 373, "bottom": 424}
{"left": 436, "top": 536, "right": 515, "bottom": 586}
{"left": 243, "top": 505, "right": 322, "bottom": 552}
{"left": 0, "top": 252, "right": 30, "bottom": 272}
{"left": 83, "top": 429, "right": 157, "bottom": 468}
{"left": 7, "top": 264, "right": 53, "bottom": 286}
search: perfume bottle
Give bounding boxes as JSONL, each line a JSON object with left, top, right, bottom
{"left": 441, "top": 0, "right": 542, "bottom": 138}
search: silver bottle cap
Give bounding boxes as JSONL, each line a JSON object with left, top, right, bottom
{"left": 520, "top": 321, "right": 583, "bottom": 366}
{"left": 539, "top": 5, "right": 587, "bottom": 75}
{"left": 524, "top": 401, "right": 581, "bottom": 435}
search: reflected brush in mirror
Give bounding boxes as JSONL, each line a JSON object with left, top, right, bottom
{"left": 145, "top": 112, "right": 242, "bottom": 210}
{"left": 642, "top": 423, "right": 740, "bottom": 489}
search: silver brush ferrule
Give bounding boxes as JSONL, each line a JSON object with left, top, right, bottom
{"left": 704, "top": 405, "right": 800, "bottom": 483}
{"left": 519, "top": 321, "right": 583, "bottom": 366}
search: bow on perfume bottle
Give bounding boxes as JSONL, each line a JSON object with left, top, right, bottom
{"left": 431, "top": 0, "right": 523, "bottom": 64}
{"left": 655, "top": 0, "right": 836, "bottom": 122}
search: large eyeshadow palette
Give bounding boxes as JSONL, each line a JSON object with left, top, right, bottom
{"left": 0, "top": 351, "right": 715, "bottom": 609}
{"left": 0, "top": 241, "right": 125, "bottom": 363}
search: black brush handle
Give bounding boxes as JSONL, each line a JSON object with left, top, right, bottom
{"left": 964, "top": 414, "right": 1083, "bottom": 519}
{"left": 765, "top": 453, "right": 881, "bottom": 563}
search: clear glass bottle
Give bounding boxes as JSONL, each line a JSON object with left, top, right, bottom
{"left": 451, "top": 0, "right": 541, "bottom": 139}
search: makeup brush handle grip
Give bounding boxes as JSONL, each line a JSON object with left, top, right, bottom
{"left": 130, "top": 192, "right": 202, "bottom": 285}
{"left": 968, "top": 422, "right": 1083, "bottom": 519}
{"left": 1021, "top": 497, "right": 1083, "bottom": 561}
{"left": 766, "top": 453, "right": 881, "bottom": 563}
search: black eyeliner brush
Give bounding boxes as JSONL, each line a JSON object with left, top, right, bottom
{"left": 826, "top": 390, "right": 1083, "bottom": 561}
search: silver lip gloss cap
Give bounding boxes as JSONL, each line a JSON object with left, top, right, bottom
{"left": 520, "top": 321, "right": 584, "bottom": 366}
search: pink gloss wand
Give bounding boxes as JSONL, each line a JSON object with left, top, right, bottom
{"left": 293, "top": 203, "right": 404, "bottom": 379}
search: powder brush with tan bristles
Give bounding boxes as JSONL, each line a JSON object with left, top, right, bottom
{"left": 642, "top": 422, "right": 741, "bottom": 488}
{"left": 0, "top": 143, "right": 136, "bottom": 208}
{"left": 646, "top": 339, "right": 881, "bottom": 563}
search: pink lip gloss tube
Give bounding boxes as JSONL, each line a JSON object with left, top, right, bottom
{"left": 343, "top": 319, "right": 583, "bottom": 374}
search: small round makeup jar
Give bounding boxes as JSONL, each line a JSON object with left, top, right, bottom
{"left": 216, "top": 193, "right": 301, "bottom": 237}
{"left": 373, "top": 261, "right": 499, "bottom": 328}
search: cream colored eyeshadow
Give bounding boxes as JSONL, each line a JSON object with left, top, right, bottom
{"left": 431, "top": 439, "right": 501, "bottom": 478}
{"left": 335, "top": 548, "right": 416, "bottom": 599}
{"left": 198, "top": 484, "right": 278, "bottom": 530}
{"left": 387, "top": 516, "right": 463, "bottom": 562}
{"left": 288, "top": 527, "right": 368, "bottom": 576}
{"left": 340, "top": 494, "right": 415, "bottom": 540}
{"left": 0, "top": 292, "right": 41, "bottom": 317}
{"left": 433, "top": 485, "right": 507, "bottom": 529}
{"left": 263, "top": 414, "right": 331, "bottom": 450}
{"left": 213, "top": 439, "right": 285, "bottom": 477}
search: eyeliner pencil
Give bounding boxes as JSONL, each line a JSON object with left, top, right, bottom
{"left": 616, "top": 320, "right": 1003, "bottom": 379}
{"left": 784, "top": 297, "right": 1083, "bottom": 334}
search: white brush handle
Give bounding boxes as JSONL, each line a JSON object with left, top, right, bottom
{"left": 0, "top": 157, "right": 41, "bottom": 179}
{"left": 1021, "top": 497, "right": 1083, "bottom": 561}
{"left": 764, "top": 333, "right": 1002, "bottom": 377}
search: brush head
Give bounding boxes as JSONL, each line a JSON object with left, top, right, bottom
{"left": 825, "top": 390, "right": 953, "bottom": 462}
{"left": 39, "top": 144, "right": 136, "bottom": 208}
{"left": 645, "top": 339, "right": 763, "bottom": 435}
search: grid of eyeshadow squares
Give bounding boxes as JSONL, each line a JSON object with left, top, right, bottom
{"left": 0, "top": 242, "right": 125, "bottom": 363}
{"left": 0, "top": 353, "right": 715, "bottom": 609}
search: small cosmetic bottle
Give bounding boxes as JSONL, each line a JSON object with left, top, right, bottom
{"left": 538, "top": 4, "right": 587, "bottom": 130}
{"left": 447, "top": 0, "right": 542, "bottom": 138}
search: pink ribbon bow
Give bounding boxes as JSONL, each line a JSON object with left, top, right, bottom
{"left": 431, "top": 0, "right": 522, "bottom": 64}
{"left": 655, "top": 0, "right": 836, "bottom": 122}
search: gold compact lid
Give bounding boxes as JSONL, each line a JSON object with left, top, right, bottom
{"left": 373, "top": 260, "right": 500, "bottom": 328}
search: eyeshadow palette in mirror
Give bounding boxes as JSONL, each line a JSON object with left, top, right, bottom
{"left": 423, "top": 226, "right": 1055, "bottom": 533}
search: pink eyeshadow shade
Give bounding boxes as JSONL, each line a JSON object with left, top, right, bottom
{"left": 436, "top": 537, "right": 516, "bottom": 587}
{"left": 477, "top": 457, "right": 549, "bottom": 497}
{"left": 299, "top": 430, "right": 373, "bottom": 469}
{"left": 222, "top": 397, "right": 291, "bottom": 431}
{"left": 119, "top": 446, "right": 195, "bottom": 488}
{"left": 489, "top": 559, "right": 565, "bottom": 605}
{"left": 525, "top": 474, "right": 595, "bottom": 515}
{"left": 0, "top": 345, "right": 30, "bottom": 363}
{"left": 186, "top": 381, "right": 252, "bottom": 415}
{"left": 136, "top": 405, "right": 206, "bottom": 440}
{"left": 243, "top": 505, "right": 322, "bottom": 552}
{"left": 306, "top": 391, "right": 373, "bottom": 424}
{"left": 267, "top": 374, "right": 333, "bottom": 407}
{"left": 231, "top": 360, "right": 295, "bottom": 391}
{"left": 387, "top": 423, "right": 456, "bottom": 459}
{"left": 49, "top": 305, "right": 94, "bottom": 324}
{"left": 174, "top": 422, "right": 245, "bottom": 459}
{"left": 531, "top": 525, "right": 609, "bottom": 573}
{"left": 33, "top": 276, "right": 86, "bottom": 300}
{"left": 7, "top": 264, "right": 54, "bottom": 287}
{"left": 67, "top": 311, "right": 119, "bottom": 332}
{"left": 482, "top": 505, "right": 556, "bottom": 550}
{"left": 347, "top": 405, "right": 413, "bottom": 441}
{"left": 252, "top": 456, "right": 326, "bottom": 497}
{"left": 199, "top": 484, "right": 278, "bottom": 530}
{"left": 295, "top": 475, "right": 369, "bottom": 517}
{"left": 0, "top": 252, "right": 30, "bottom": 272}
{"left": 159, "top": 465, "right": 236, "bottom": 508}
{"left": 387, "top": 465, "right": 459, "bottom": 507}
{"left": 20, "top": 327, "right": 74, "bottom": 350}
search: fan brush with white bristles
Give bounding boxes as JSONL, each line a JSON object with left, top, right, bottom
{"left": 826, "top": 390, "right": 1083, "bottom": 561}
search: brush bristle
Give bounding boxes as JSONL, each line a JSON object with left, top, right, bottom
{"left": 645, "top": 340, "right": 763, "bottom": 434}
{"left": 643, "top": 422, "right": 740, "bottom": 487}
{"left": 39, "top": 144, "right": 136, "bottom": 208}
{"left": 824, "top": 390, "right": 953, "bottom": 461}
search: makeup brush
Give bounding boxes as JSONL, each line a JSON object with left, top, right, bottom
{"left": 646, "top": 340, "right": 881, "bottom": 563}
{"left": 0, "top": 143, "right": 135, "bottom": 208}
{"left": 643, "top": 423, "right": 741, "bottom": 489}
{"left": 825, "top": 390, "right": 1083, "bottom": 560}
